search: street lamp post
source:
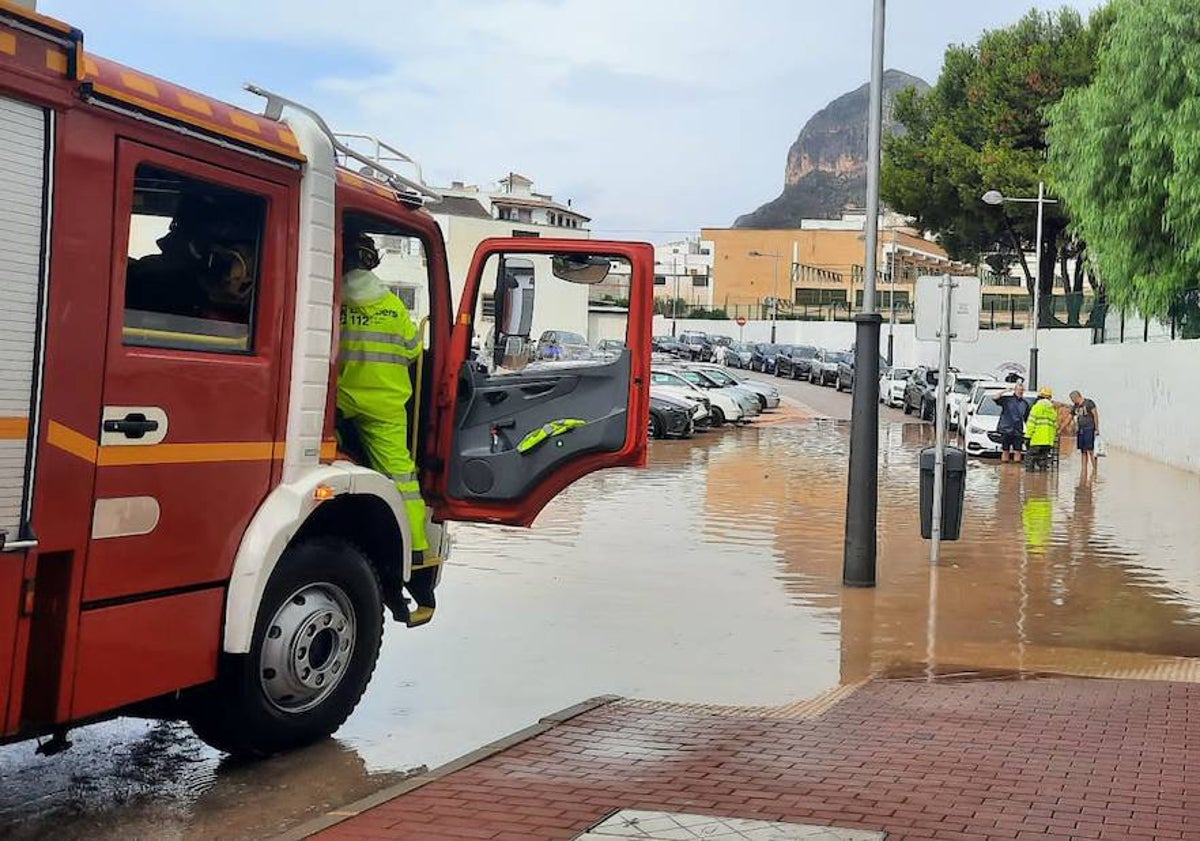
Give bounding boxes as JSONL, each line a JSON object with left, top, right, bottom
{"left": 982, "top": 182, "right": 1057, "bottom": 389}
{"left": 749, "top": 250, "right": 782, "bottom": 342}
{"left": 842, "top": 0, "right": 886, "bottom": 589}
{"left": 888, "top": 227, "right": 897, "bottom": 366}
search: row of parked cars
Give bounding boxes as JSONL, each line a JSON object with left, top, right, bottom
{"left": 647, "top": 359, "right": 781, "bottom": 439}
{"left": 879, "top": 366, "right": 1034, "bottom": 457}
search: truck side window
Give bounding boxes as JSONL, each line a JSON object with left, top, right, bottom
{"left": 122, "top": 163, "right": 266, "bottom": 353}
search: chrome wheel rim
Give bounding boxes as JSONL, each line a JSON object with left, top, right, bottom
{"left": 259, "top": 583, "right": 356, "bottom": 714}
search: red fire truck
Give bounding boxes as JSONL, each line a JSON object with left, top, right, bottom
{"left": 0, "top": 3, "right": 651, "bottom": 756}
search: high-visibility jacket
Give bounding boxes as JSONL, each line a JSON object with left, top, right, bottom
{"left": 338, "top": 269, "right": 422, "bottom": 422}
{"left": 1025, "top": 398, "right": 1058, "bottom": 447}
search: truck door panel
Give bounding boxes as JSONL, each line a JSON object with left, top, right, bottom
{"left": 431, "top": 239, "right": 653, "bottom": 526}
{"left": 447, "top": 354, "right": 631, "bottom": 501}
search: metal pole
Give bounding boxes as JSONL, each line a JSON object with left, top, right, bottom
{"left": 771, "top": 253, "right": 779, "bottom": 343}
{"left": 843, "top": 0, "right": 886, "bottom": 588}
{"left": 888, "top": 227, "right": 896, "bottom": 366}
{"left": 1030, "top": 180, "right": 1044, "bottom": 389}
{"left": 930, "top": 275, "right": 953, "bottom": 565}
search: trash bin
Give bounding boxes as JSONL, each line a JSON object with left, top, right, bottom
{"left": 920, "top": 446, "right": 966, "bottom": 540}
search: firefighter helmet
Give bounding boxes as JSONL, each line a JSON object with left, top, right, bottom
{"left": 345, "top": 232, "right": 381, "bottom": 272}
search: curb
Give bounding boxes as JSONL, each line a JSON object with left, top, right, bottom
{"left": 271, "top": 694, "right": 623, "bottom": 841}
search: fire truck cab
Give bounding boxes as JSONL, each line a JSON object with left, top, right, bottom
{"left": 0, "top": 4, "right": 652, "bottom": 756}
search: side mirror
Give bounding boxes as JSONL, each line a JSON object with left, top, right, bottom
{"left": 551, "top": 254, "right": 611, "bottom": 284}
{"left": 492, "top": 257, "right": 536, "bottom": 370}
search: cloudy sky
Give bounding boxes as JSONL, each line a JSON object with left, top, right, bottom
{"left": 46, "top": 0, "right": 1099, "bottom": 241}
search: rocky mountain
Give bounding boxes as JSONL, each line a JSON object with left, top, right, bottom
{"left": 735, "top": 69, "right": 930, "bottom": 228}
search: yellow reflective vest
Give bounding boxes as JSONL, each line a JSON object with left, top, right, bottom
{"left": 337, "top": 269, "right": 421, "bottom": 422}
{"left": 1025, "top": 398, "right": 1058, "bottom": 447}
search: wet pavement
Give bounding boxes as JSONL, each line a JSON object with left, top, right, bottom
{"left": 2, "top": 403, "right": 1199, "bottom": 839}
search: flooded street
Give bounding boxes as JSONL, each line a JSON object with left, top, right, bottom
{"left": 3, "top": 408, "right": 1200, "bottom": 839}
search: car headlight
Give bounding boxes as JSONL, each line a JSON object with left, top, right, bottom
{"left": 968, "top": 423, "right": 984, "bottom": 434}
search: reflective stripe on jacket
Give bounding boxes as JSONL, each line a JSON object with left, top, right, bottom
{"left": 1025, "top": 398, "right": 1058, "bottom": 447}
{"left": 338, "top": 269, "right": 421, "bottom": 422}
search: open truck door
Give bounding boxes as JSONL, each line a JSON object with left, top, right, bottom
{"left": 429, "top": 239, "right": 653, "bottom": 525}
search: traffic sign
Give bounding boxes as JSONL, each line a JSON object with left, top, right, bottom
{"left": 915, "top": 275, "right": 981, "bottom": 343}
{"left": 735, "top": 316, "right": 747, "bottom": 326}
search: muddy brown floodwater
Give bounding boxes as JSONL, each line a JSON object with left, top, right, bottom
{"left": 3, "top": 418, "right": 1200, "bottom": 839}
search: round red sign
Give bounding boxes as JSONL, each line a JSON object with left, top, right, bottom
{"left": 735, "top": 316, "right": 747, "bottom": 326}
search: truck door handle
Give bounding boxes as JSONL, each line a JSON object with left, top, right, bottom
{"left": 103, "top": 413, "right": 160, "bottom": 439}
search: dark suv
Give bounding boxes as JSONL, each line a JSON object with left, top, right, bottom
{"left": 677, "top": 331, "right": 712, "bottom": 361}
{"left": 903, "top": 365, "right": 956, "bottom": 420}
{"left": 749, "top": 343, "right": 779, "bottom": 373}
{"left": 775, "top": 345, "right": 818, "bottom": 379}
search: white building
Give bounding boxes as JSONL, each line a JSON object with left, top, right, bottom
{"left": 374, "top": 174, "right": 594, "bottom": 342}
{"left": 653, "top": 237, "right": 715, "bottom": 309}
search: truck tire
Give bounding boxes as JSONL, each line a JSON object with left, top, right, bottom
{"left": 188, "top": 538, "right": 384, "bottom": 758}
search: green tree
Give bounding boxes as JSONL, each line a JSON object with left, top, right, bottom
{"left": 882, "top": 7, "right": 1112, "bottom": 324}
{"left": 1048, "top": 0, "right": 1200, "bottom": 321}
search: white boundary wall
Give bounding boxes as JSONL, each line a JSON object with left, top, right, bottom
{"left": 656, "top": 315, "right": 1200, "bottom": 472}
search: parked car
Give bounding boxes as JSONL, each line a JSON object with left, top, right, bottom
{"left": 963, "top": 392, "right": 1038, "bottom": 457}
{"left": 749, "top": 343, "right": 779, "bottom": 373}
{"left": 960, "top": 381, "right": 1009, "bottom": 437}
{"left": 835, "top": 352, "right": 886, "bottom": 392}
{"left": 725, "top": 341, "right": 754, "bottom": 369}
{"left": 809, "top": 349, "right": 849, "bottom": 386}
{"left": 775, "top": 345, "right": 818, "bottom": 380}
{"left": 536, "top": 329, "right": 590, "bottom": 361}
{"left": 651, "top": 380, "right": 711, "bottom": 428}
{"left": 947, "top": 373, "right": 997, "bottom": 430}
{"left": 686, "top": 362, "right": 781, "bottom": 411}
{"left": 677, "top": 330, "right": 712, "bottom": 361}
{"left": 649, "top": 393, "right": 695, "bottom": 439}
{"left": 675, "top": 367, "right": 762, "bottom": 422}
{"left": 902, "top": 365, "right": 956, "bottom": 420}
{"left": 879, "top": 367, "right": 911, "bottom": 408}
{"left": 595, "top": 338, "right": 626, "bottom": 359}
{"left": 650, "top": 367, "right": 743, "bottom": 427}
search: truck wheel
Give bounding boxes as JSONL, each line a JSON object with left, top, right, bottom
{"left": 188, "top": 538, "right": 384, "bottom": 758}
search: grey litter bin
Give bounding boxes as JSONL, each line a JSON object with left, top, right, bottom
{"left": 919, "top": 446, "right": 966, "bottom": 540}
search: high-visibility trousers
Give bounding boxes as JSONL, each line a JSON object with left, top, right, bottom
{"left": 354, "top": 416, "right": 429, "bottom": 553}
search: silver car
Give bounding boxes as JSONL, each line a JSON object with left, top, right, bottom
{"left": 685, "top": 363, "right": 780, "bottom": 411}
{"left": 674, "top": 367, "right": 761, "bottom": 421}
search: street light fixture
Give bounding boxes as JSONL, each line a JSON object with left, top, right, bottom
{"left": 748, "top": 250, "right": 782, "bottom": 342}
{"left": 980, "top": 182, "right": 1058, "bottom": 388}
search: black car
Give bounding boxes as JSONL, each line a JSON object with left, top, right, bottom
{"left": 903, "top": 365, "right": 945, "bottom": 420}
{"left": 677, "top": 331, "right": 712, "bottom": 361}
{"left": 749, "top": 343, "right": 779, "bottom": 373}
{"left": 775, "top": 345, "right": 818, "bottom": 379}
{"left": 835, "top": 352, "right": 887, "bottom": 392}
{"left": 654, "top": 336, "right": 687, "bottom": 357}
{"left": 649, "top": 394, "right": 695, "bottom": 439}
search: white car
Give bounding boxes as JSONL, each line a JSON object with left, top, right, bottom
{"left": 686, "top": 363, "right": 781, "bottom": 410}
{"left": 947, "top": 373, "right": 997, "bottom": 430}
{"left": 879, "top": 367, "right": 910, "bottom": 408}
{"left": 650, "top": 384, "right": 710, "bottom": 427}
{"left": 963, "top": 391, "right": 1039, "bottom": 457}
{"left": 960, "top": 382, "right": 1008, "bottom": 433}
{"left": 650, "top": 368, "right": 743, "bottom": 427}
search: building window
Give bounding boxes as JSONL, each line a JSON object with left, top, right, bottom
{"left": 654, "top": 275, "right": 667, "bottom": 286}
{"left": 700, "top": 248, "right": 711, "bottom": 255}
{"left": 692, "top": 276, "right": 708, "bottom": 288}
{"left": 512, "top": 230, "right": 540, "bottom": 238}
{"left": 794, "top": 288, "right": 846, "bottom": 306}
{"left": 123, "top": 163, "right": 266, "bottom": 353}
{"left": 481, "top": 293, "right": 496, "bottom": 320}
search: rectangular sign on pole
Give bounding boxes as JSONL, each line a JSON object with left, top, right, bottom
{"left": 915, "top": 275, "right": 982, "bottom": 343}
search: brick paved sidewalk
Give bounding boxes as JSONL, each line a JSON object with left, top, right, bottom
{"left": 306, "top": 677, "right": 1200, "bottom": 841}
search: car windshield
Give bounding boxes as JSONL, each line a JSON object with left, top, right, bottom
{"left": 704, "top": 369, "right": 735, "bottom": 385}
{"left": 679, "top": 370, "right": 709, "bottom": 386}
{"left": 757, "top": 344, "right": 778, "bottom": 355}
{"left": 890, "top": 368, "right": 911, "bottom": 380}
{"left": 953, "top": 379, "right": 976, "bottom": 394}
{"left": 978, "top": 397, "right": 1002, "bottom": 416}
{"left": 557, "top": 331, "right": 586, "bottom": 345}
{"left": 797, "top": 346, "right": 817, "bottom": 358}
{"left": 829, "top": 352, "right": 851, "bottom": 364}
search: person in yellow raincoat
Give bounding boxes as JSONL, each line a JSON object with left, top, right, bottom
{"left": 1024, "top": 386, "right": 1059, "bottom": 471}
{"left": 337, "top": 231, "right": 433, "bottom": 624}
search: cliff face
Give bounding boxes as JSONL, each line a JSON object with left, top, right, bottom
{"left": 735, "top": 69, "right": 930, "bottom": 228}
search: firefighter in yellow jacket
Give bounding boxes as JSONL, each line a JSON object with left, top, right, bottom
{"left": 337, "top": 232, "right": 433, "bottom": 624}
{"left": 1024, "top": 386, "right": 1059, "bottom": 471}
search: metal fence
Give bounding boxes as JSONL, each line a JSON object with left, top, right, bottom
{"left": 662, "top": 292, "right": 1104, "bottom": 332}
{"left": 1098, "top": 289, "right": 1200, "bottom": 344}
